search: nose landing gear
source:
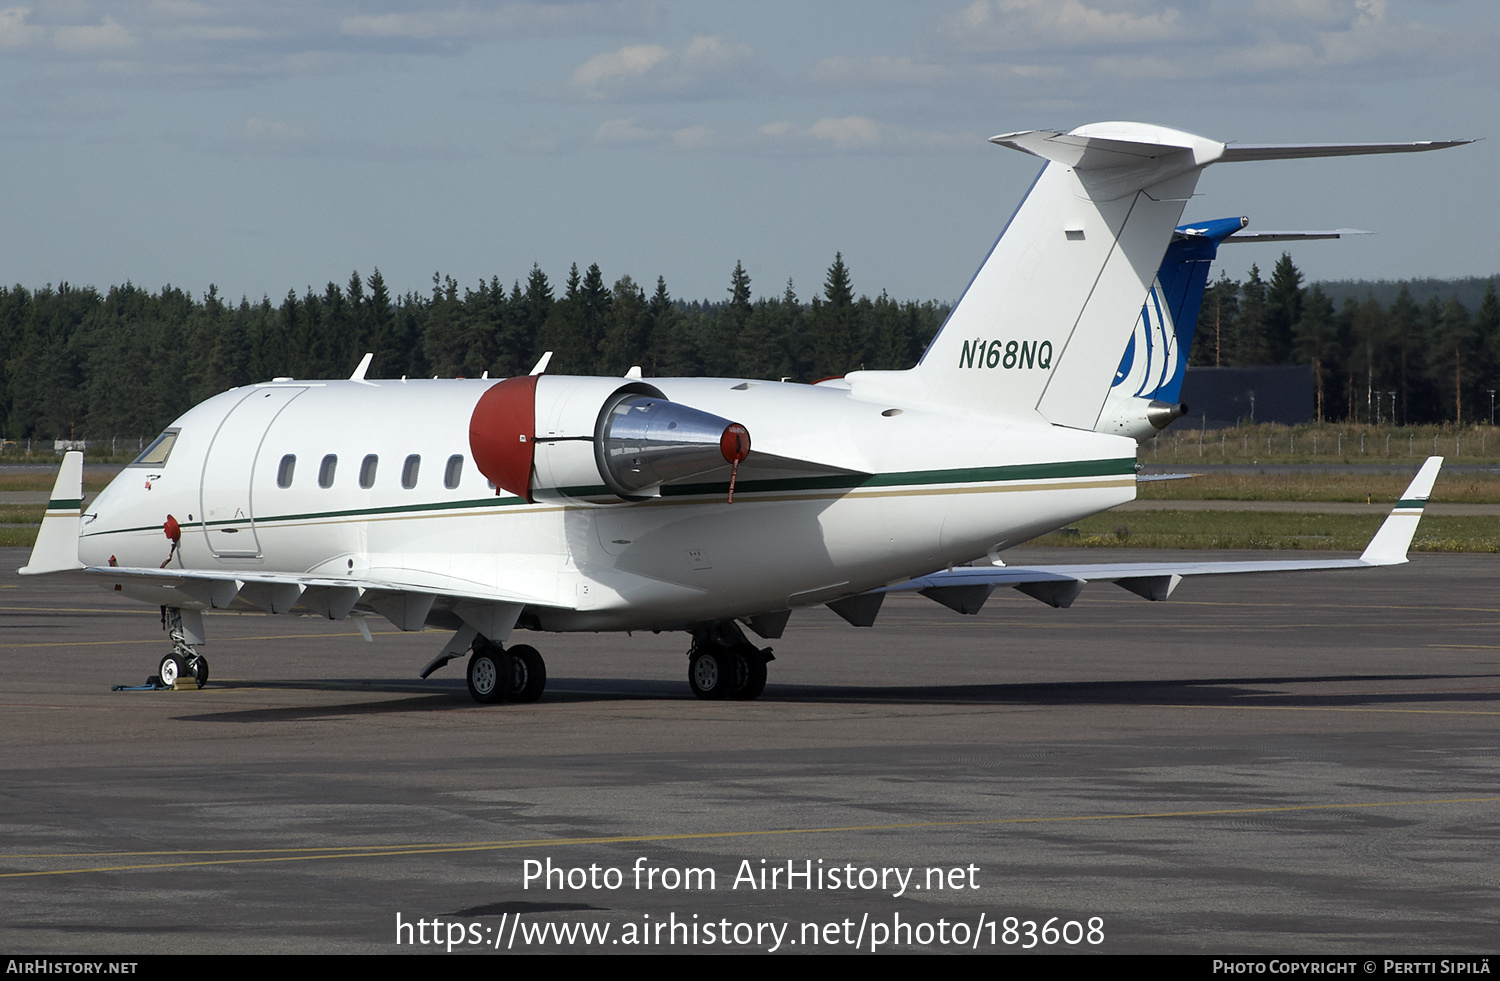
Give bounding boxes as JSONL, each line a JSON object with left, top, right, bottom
{"left": 159, "top": 607, "right": 208, "bottom": 689}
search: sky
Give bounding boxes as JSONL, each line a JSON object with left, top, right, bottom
{"left": 1, "top": 0, "right": 1496, "bottom": 307}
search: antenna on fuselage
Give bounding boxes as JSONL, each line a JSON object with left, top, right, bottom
{"left": 349, "top": 352, "right": 374, "bottom": 380}
{"left": 529, "top": 352, "right": 553, "bottom": 376}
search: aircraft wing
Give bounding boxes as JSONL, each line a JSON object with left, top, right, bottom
{"left": 875, "top": 457, "right": 1441, "bottom": 613}
{"left": 75, "top": 565, "right": 555, "bottom": 614}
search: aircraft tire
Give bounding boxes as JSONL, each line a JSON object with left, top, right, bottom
{"left": 159, "top": 655, "right": 183, "bottom": 689}
{"left": 688, "top": 648, "right": 734, "bottom": 700}
{"left": 509, "top": 645, "right": 546, "bottom": 703}
{"left": 730, "top": 644, "right": 767, "bottom": 701}
{"left": 466, "top": 649, "right": 505, "bottom": 704}
{"left": 191, "top": 656, "right": 209, "bottom": 690}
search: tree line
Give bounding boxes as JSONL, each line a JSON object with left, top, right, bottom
{"left": 1191, "top": 255, "right": 1500, "bottom": 425}
{"left": 1, "top": 256, "right": 948, "bottom": 442}
{"left": 2, "top": 251, "right": 1497, "bottom": 442}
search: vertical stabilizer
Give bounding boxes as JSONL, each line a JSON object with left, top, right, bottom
{"left": 850, "top": 123, "right": 1225, "bottom": 429}
{"left": 19, "top": 450, "right": 85, "bottom": 575}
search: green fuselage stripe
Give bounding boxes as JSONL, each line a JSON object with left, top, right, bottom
{"left": 577, "top": 457, "right": 1137, "bottom": 500}
{"left": 84, "top": 457, "right": 1136, "bottom": 538}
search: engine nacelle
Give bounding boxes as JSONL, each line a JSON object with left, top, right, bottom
{"left": 469, "top": 375, "right": 751, "bottom": 505}
{"left": 1096, "top": 398, "right": 1189, "bottom": 443}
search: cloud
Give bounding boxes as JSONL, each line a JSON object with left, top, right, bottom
{"left": 148, "top": 0, "right": 215, "bottom": 19}
{"left": 572, "top": 35, "right": 753, "bottom": 100}
{"left": 760, "top": 116, "right": 969, "bottom": 154}
{"left": 574, "top": 43, "right": 669, "bottom": 92}
{"left": 940, "top": 0, "right": 1187, "bottom": 52}
{"left": 52, "top": 14, "right": 133, "bottom": 52}
{"left": 595, "top": 117, "right": 660, "bottom": 145}
{"left": 222, "top": 115, "right": 482, "bottom": 161}
{"left": 806, "top": 116, "right": 883, "bottom": 151}
{"left": 0, "top": 6, "right": 44, "bottom": 49}
{"left": 239, "top": 116, "right": 306, "bottom": 151}
{"left": 810, "top": 53, "right": 1065, "bottom": 90}
{"left": 160, "top": 25, "right": 263, "bottom": 42}
{"left": 919, "top": 0, "right": 1463, "bottom": 88}
{"left": 341, "top": 1, "right": 652, "bottom": 42}
{"left": 670, "top": 124, "right": 716, "bottom": 149}
{"left": 1250, "top": 0, "right": 1364, "bottom": 30}
{"left": 514, "top": 133, "right": 561, "bottom": 155}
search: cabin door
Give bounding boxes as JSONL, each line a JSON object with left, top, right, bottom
{"left": 200, "top": 386, "right": 307, "bottom": 558}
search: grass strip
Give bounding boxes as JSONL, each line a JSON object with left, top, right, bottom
{"left": 1038, "top": 511, "right": 1500, "bottom": 552}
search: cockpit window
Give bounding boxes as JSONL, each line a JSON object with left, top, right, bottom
{"left": 130, "top": 429, "right": 180, "bottom": 467}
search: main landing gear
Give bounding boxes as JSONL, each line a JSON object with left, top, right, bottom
{"left": 159, "top": 607, "right": 209, "bottom": 689}
{"left": 466, "top": 638, "right": 547, "bottom": 705}
{"left": 687, "top": 622, "right": 773, "bottom": 701}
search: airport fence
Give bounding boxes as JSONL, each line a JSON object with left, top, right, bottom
{"left": 1145, "top": 422, "right": 1500, "bottom": 465}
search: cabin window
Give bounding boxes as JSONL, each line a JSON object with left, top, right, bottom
{"left": 359, "top": 454, "right": 378, "bottom": 489}
{"left": 318, "top": 454, "right": 337, "bottom": 488}
{"left": 402, "top": 454, "right": 421, "bottom": 489}
{"left": 277, "top": 454, "right": 296, "bottom": 488}
{"left": 444, "top": 454, "right": 463, "bottom": 489}
{"left": 130, "top": 429, "right": 179, "bottom": 467}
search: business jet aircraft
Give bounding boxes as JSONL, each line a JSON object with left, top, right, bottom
{"left": 21, "top": 122, "right": 1461, "bottom": 703}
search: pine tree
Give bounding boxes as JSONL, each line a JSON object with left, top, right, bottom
{"left": 1476, "top": 283, "right": 1500, "bottom": 423}
{"left": 537, "top": 264, "right": 590, "bottom": 374}
{"left": 1233, "top": 265, "right": 1267, "bottom": 366}
{"left": 599, "top": 275, "right": 647, "bottom": 374}
{"left": 811, "top": 253, "right": 855, "bottom": 377}
{"left": 1431, "top": 295, "right": 1475, "bottom": 423}
{"left": 1387, "top": 285, "right": 1422, "bottom": 424}
{"left": 776, "top": 279, "right": 811, "bottom": 380}
{"left": 1194, "top": 271, "right": 1239, "bottom": 367}
{"left": 518, "top": 264, "right": 554, "bottom": 370}
{"left": 1292, "top": 286, "right": 1338, "bottom": 421}
{"left": 700, "top": 261, "right": 753, "bottom": 376}
{"left": 646, "top": 276, "right": 696, "bottom": 376}
{"left": 365, "top": 268, "right": 395, "bottom": 377}
{"left": 580, "top": 263, "right": 612, "bottom": 373}
{"left": 1264, "top": 253, "right": 1304, "bottom": 364}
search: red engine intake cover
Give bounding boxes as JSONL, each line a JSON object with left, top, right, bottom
{"left": 469, "top": 375, "right": 538, "bottom": 502}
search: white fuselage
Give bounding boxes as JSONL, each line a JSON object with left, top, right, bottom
{"left": 78, "top": 376, "right": 1137, "bottom": 632}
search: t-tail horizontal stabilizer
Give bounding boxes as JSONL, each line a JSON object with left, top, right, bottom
{"left": 871, "top": 457, "right": 1443, "bottom": 618}
{"left": 19, "top": 451, "right": 84, "bottom": 575}
{"left": 848, "top": 124, "right": 1468, "bottom": 431}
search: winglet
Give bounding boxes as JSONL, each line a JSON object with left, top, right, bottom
{"left": 1358, "top": 457, "right": 1443, "bottom": 566}
{"left": 19, "top": 450, "right": 86, "bottom": 575}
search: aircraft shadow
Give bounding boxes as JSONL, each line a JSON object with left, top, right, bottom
{"left": 168, "top": 671, "right": 1500, "bottom": 723}
{"left": 758, "top": 671, "right": 1500, "bottom": 709}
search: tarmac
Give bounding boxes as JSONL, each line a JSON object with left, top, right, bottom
{"left": 1, "top": 544, "right": 1497, "bottom": 954}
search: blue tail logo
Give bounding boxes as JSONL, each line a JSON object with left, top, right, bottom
{"left": 1111, "top": 216, "right": 1246, "bottom": 403}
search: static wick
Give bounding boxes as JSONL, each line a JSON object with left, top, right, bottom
{"left": 720, "top": 423, "right": 751, "bottom": 504}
